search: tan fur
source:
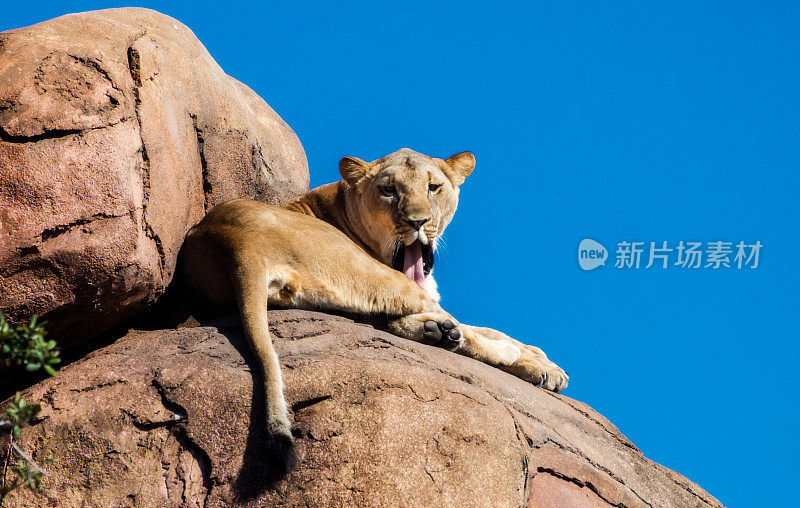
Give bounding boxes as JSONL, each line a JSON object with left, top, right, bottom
{"left": 179, "top": 148, "right": 568, "bottom": 461}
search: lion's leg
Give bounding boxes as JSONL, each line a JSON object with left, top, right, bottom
{"left": 306, "top": 276, "right": 466, "bottom": 352}
{"left": 279, "top": 250, "right": 472, "bottom": 351}
{"left": 289, "top": 251, "right": 442, "bottom": 316}
{"left": 462, "top": 325, "right": 569, "bottom": 392}
{"left": 298, "top": 253, "right": 558, "bottom": 382}
{"left": 231, "top": 256, "right": 296, "bottom": 473}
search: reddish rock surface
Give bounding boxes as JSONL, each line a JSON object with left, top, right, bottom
{"left": 6, "top": 310, "right": 722, "bottom": 507}
{"left": 0, "top": 8, "right": 309, "bottom": 347}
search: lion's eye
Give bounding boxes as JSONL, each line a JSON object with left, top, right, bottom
{"left": 429, "top": 183, "right": 442, "bottom": 192}
{"left": 379, "top": 186, "right": 396, "bottom": 197}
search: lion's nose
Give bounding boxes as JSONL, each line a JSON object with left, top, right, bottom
{"left": 404, "top": 218, "right": 430, "bottom": 230}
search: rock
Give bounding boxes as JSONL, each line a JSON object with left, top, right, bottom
{"left": 5, "top": 310, "right": 722, "bottom": 507}
{"left": 0, "top": 8, "right": 309, "bottom": 348}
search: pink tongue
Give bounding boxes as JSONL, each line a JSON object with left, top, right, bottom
{"left": 403, "top": 241, "right": 427, "bottom": 291}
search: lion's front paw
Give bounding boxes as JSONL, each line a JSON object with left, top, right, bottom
{"left": 423, "top": 318, "right": 463, "bottom": 351}
{"left": 540, "top": 361, "right": 569, "bottom": 393}
{"left": 503, "top": 345, "right": 569, "bottom": 393}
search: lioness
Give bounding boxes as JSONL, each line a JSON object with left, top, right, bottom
{"left": 179, "top": 148, "right": 567, "bottom": 470}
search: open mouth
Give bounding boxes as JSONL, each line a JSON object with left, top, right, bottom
{"left": 391, "top": 240, "right": 434, "bottom": 291}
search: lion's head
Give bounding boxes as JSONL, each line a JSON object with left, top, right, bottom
{"left": 339, "top": 148, "right": 475, "bottom": 292}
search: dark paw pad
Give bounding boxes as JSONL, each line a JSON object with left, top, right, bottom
{"left": 423, "top": 319, "right": 462, "bottom": 350}
{"left": 265, "top": 432, "right": 297, "bottom": 476}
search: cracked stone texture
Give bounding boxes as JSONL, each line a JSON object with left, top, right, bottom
{"left": 5, "top": 310, "right": 722, "bottom": 507}
{"left": 0, "top": 8, "right": 309, "bottom": 347}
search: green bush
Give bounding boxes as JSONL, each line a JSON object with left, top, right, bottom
{"left": 0, "top": 313, "right": 60, "bottom": 376}
{"left": 0, "top": 313, "right": 59, "bottom": 505}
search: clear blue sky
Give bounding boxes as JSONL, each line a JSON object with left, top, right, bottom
{"left": 4, "top": 2, "right": 799, "bottom": 506}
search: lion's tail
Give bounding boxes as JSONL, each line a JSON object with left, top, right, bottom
{"left": 233, "top": 254, "right": 297, "bottom": 474}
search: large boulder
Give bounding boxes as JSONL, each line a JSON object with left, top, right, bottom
{"left": 6, "top": 310, "right": 722, "bottom": 507}
{"left": 0, "top": 8, "right": 309, "bottom": 347}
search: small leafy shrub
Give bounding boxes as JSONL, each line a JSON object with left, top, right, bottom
{"left": 2, "top": 394, "right": 41, "bottom": 441}
{"left": 0, "top": 313, "right": 59, "bottom": 506}
{"left": 0, "top": 313, "right": 60, "bottom": 376}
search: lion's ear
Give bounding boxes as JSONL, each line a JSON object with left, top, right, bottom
{"left": 443, "top": 151, "right": 476, "bottom": 186}
{"left": 339, "top": 156, "right": 371, "bottom": 187}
